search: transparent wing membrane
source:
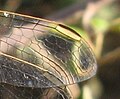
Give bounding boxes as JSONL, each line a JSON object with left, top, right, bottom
{"left": 0, "top": 10, "right": 97, "bottom": 88}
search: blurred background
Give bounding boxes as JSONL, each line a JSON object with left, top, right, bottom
{"left": 0, "top": 0, "right": 120, "bottom": 99}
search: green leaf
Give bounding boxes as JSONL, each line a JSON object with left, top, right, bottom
{"left": 91, "top": 17, "right": 109, "bottom": 33}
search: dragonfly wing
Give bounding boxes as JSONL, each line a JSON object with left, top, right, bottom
{"left": 0, "top": 11, "right": 97, "bottom": 88}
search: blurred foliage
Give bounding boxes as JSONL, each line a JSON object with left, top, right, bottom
{"left": 0, "top": 0, "right": 120, "bottom": 99}
{"left": 0, "top": 0, "right": 79, "bottom": 17}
